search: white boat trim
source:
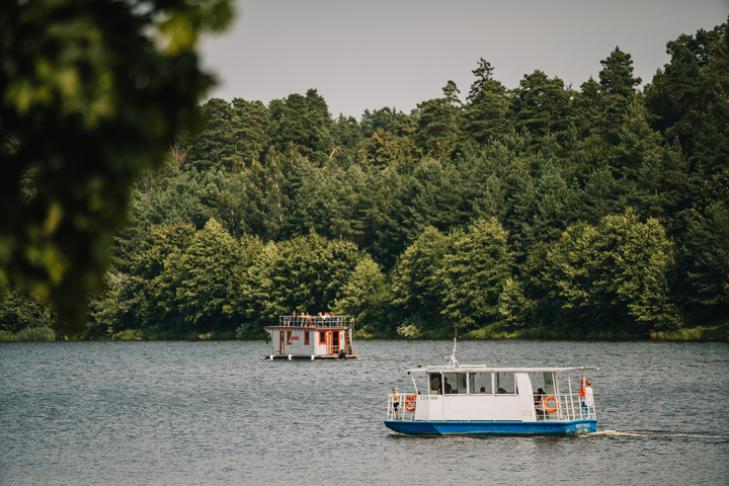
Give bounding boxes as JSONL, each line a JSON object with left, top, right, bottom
{"left": 406, "top": 365, "right": 599, "bottom": 374}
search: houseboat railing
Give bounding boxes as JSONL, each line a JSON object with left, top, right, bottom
{"left": 385, "top": 393, "right": 596, "bottom": 422}
{"left": 278, "top": 315, "right": 354, "bottom": 328}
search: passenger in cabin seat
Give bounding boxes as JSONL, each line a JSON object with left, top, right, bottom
{"left": 444, "top": 378, "right": 452, "bottom": 394}
{"left": 480, "top": 387, "right": 486, "bottom": 394}
{"left": 430, "top": 375, "right": 442, "bottom": 394}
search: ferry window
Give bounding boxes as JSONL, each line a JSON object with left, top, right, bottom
{"left": 542, "top": 372, "right": 556, "bottom": 394}
{"left": 469, "top": 372, "right": 493, "bottom": 394}
{"left": 429, "top": 373, "right": 443, "bottom": 395}
{"left": 443, "top": 373, "right": 467, "bottom": 394}
{"left": 495, "top": 372, "right": 516, "bottom": 394}
{"left": 304, "top": 331, "right": 310, "bottom": 345}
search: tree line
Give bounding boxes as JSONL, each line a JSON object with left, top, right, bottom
{"left": 1, "top": 19, "right": 727, "bottom": 340}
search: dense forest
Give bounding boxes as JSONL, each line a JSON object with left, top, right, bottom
{"left": 2, "top": 19, "right": 728, "bottom": 341}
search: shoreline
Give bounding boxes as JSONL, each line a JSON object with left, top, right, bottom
{"left": 1, "top": 323, "right": 727, "bottom": 343}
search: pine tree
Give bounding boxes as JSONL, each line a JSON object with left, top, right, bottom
{"left": 598, "top": 47, "right": 641, "bottom": 140}
{"left": 510, "top": 70, "right": 571, "bottom": 142}
{"left": 464, "top": 58, "right": 511, "bottom": 145}
{"left": 230, "top": 98, "right": 270, "bottom": 169}
{"left": 413, "top": 81, "right": 462, "bottom": 159}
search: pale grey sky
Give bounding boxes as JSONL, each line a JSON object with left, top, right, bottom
{"left": 200, "top": 0, "right": 728, "bottom": 117}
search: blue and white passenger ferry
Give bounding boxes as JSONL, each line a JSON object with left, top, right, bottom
{"left": 385, "top": 341, "right": 597, "bottom": 436}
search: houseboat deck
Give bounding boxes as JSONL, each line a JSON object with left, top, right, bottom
{"left": 266, "top": 353, "right": 357, "bottom": 360}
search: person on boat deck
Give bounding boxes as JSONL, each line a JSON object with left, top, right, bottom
{"left": 534, "top": 388, "right": 546, "bottom": 418}
{"left": 444, "top": 377, "right": 452, "bottom": 394}
{"left": 392, "top": 386, "right": 400, "bottom": 412}
{"left": 585, "top": 379, "right": 594, "bottom": 410}
{"left": 480, "top": 387, "right": 486, "bottom": 394}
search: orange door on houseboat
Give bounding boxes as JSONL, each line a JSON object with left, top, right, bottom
{"left": 322, "top": 331, "right": 338, "bottom": 355}
{"left": 332, "top": 331, "right": 339, "bottom": 354}
{"left": 324, "top": 331, "right": 332, "bottom": 355}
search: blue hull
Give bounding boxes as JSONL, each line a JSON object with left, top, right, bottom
{"left": 384, "top": 419, "right": 597, "bottom": 436}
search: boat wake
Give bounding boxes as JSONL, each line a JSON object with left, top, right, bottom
{"left": 587, "top": 429, "right": 728, "bottom": 441}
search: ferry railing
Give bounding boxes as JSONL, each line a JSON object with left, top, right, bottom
{"left": 534, "top": 393, "right": 596, "bottom": 421}
{"left": 385, "top": 393, "right": 417, "bottom": 421}
{"left": 278, "top": 315, "right": 354, "bottom": 328}
{"left": 384, "top": 393, "right": 596, "bottom": 422}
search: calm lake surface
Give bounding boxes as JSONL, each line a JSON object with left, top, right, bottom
{"left": 1, "top": 340, "right": 728, "bottom": 485}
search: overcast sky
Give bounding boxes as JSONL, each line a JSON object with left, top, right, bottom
{"left": 200, "top": 0, "right": 728, "bottom": 117}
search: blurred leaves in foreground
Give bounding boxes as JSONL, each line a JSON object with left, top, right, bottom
{"left": 0, "top": 0, "right": 232, "bottom": 335}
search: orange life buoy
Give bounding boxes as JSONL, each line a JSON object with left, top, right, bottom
{"left": 404, "top": 394, "right": 417, "bottom": 412}
{"left": 542, "top": 395, "right": 559, "bottom": 414}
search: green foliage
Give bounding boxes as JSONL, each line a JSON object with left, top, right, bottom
{"left": 544, "top": 211, "right": 680, "bottom": 334}
{"left": 0, "top": 286, "right": 54, "bottom": 332}
{"left": 334, "top": 257, "right": 390, "bottom": 335}
{"left": 4, "top": 18, "right": 726, "bottom": 340}
{"left": 155, "top": 218, "right": 244, "bottom": 334}
{"left": 645, "top": 20, "right": 729, "bottom": 174}
{"left": 464, "top": 58, "right": 511, "bottom": 145}
{"left": 0, "top": 0, "right": 233, "bottom": 334}
{"left": 680, "top": 171, "right": 729, "bottom": 321}
{"left": 497, "top": 277, "right": 534, "bottom": 331}
{"left": 111, "top": 329, "right": 145, "bottom": 341}
{"left": 599, "top": 47, "right": 641, "bottom": 139}
{"left": 510, "top": 70, "right": 571, "bottom": 143}
{"left": 268, "top": 89, "right": 334, "bottom": 163}
{"left": 413, "top": 82, "right": 462, "bottom": 159}
{"left": 396, "top": 322, "right": 422, "bottom": 339}
{"left": 437, "top": 218, "right": 513, "bottom": 331}
{"left": 356, "top": 129, "right": 417, "bottom": 169}
{"left": 15, "top": 326, "right": 56, "bottom": 342}
{"left": 391, "top": 226, "right": 450, "bottom": 328}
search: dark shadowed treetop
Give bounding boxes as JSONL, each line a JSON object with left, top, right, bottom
{"left": 598, "top": 47, "right": 641, "bottom": 136}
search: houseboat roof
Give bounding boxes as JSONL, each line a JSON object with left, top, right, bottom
{"left": 264, "top": 315, "right": 355, "bottom": 330}
{"left": 406, "top": 365, "right": 599, "bottom": 374}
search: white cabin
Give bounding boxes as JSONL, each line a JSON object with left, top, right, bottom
{"left": 264, "top": 315, "right": 355, "bottom": 360}
{"left": 392, "top": 365, "right": 597, "bottom": 423}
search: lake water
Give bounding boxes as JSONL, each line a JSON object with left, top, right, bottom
{"left": 1, "top": 340, "right": 728, "bottom": 485}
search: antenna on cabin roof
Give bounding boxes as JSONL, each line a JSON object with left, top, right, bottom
{"left": 448, "top": 328, "right": 460, "bottom": 368}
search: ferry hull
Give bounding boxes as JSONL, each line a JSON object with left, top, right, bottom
{"left": 384, "top": 419, "right": 597, "bottom": 436}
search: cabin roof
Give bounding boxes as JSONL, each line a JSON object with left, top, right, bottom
{"left": 406, "top": 365, "right": 599, "bottom": 374}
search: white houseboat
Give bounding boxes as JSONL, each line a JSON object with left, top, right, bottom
{"left": 385, "top": 341, "right": 597, "bottom": 436}
{"left": 264, "top": 314, "right": 356, "bottom": 360}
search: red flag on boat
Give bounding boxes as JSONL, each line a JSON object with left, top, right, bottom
{"left": 579, "top": 375, "right": 586, "bottom": 398}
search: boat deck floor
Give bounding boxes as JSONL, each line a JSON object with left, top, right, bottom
{"left": 265, "top": 354, "right": 358, "bottom": 360}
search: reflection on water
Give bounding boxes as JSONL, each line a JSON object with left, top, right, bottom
{"left": 1, "top": 340, "right": 728, "bottom": 485}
